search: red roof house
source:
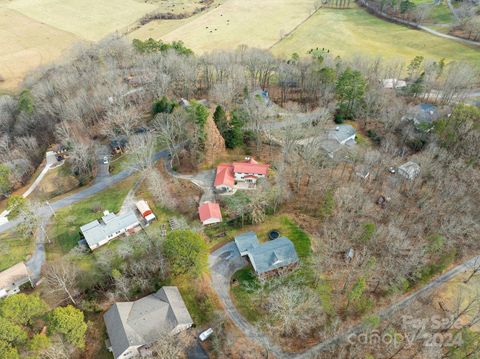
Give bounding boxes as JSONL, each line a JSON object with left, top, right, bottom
{"left": 214, "top": 158, "right": 269, "bottom": 192}
{"left": 198, "top": 202, "right": 222, "bottom": 226}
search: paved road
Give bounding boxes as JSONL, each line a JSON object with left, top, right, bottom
{"left": 1, "top": 149, "right": 169, "bottom": 280}
{"left": 210, "top": 241, "right": 480, "bottom": 358}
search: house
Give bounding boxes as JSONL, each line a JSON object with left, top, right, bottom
{"left": 135, "top": 200, "right": 156, "bottom": 223}
{"left": 104, "top": 286, "right": 193, "bottom": 359}
{"left": 398, "top": 161, "right": 420, "bottom": 180}
{"left": 80, "top": 210, "right": 140, "bottom": 251}
{"left": 214, "top": 157, "right": 269, "bottom": 192}
{"left": 327, "top": 124, "right": 356, "bottom": 145}
{"left": 405, "top": 104, "right": 438, "bottom": 127}
{"left": 0, "top": 262, "right": 33, "bottom": 298}
{"left": 382, "top": 79, "right": 407, "bottom": 89}
{"left": 198, "top": 201, "right": 222, "bottom": 225}
{"left": 234, "top": 232, "right": 299, "bottom": 278}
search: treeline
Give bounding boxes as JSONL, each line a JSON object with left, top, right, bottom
{"left": 0, "top": 36, "right": 477, "bottom": 194}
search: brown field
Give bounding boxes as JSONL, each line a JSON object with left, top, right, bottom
{"left": 158, "top": 0, "right": 315, "bottom": 53}
{"left": 0, "top": 8, "right": 80, "bottom": 90}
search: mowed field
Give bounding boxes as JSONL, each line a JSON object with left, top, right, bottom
{"left": 156, "top": 0, "right": 315, "bottom": 53}
{"left": 0, "top": 8, "right": 80, "bottom": 90}
{"left": 272, "top": 5, "right": 480, "bottom": 66}
{"left": 5, "top": 0, "right": 157, "bottom": 41}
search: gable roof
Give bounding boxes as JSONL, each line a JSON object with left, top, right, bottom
{"left": 198, "top": 202, "right": 222, "bottom": 222}
{"left": 104, "top": 287, "right": 193, "bottom": 359}
{"left": 80, "top": 210, "right": 139, "bottom": 248}
{"left": 0, "top": 262, "right": 31, "bottom": 289}
{"left": 247, "top": 237, "right": 299, "bottom": 274}
{"left": 232, "top": 158, "right": 269, "bottom": 175}
{"left": 214, "top": 164, "right": 235, "bottom": 188}
{"left": 328, "top": 125, "right": 356, "bottom": 143}
{"left": 234, "top": 231, "right": 259, "bottom": 253}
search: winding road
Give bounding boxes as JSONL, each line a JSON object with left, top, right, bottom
{"left": 1, "top": 149, "right": 170, "bottom": 281}
{"left": 210, "top": 241, "right": 480, "bottom": 358}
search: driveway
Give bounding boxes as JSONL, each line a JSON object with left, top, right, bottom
{"left": 208, "top": 242, "right": 287, "bottom": 358}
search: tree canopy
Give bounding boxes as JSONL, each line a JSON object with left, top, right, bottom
{"left": 48, "top": 305, "right": 87, "bottom": 349}
{"left": 0, "top": 294, "right": 49, "bottom": 326}
{"left": 163, "top": 230, "right": 207, "bottom": 276}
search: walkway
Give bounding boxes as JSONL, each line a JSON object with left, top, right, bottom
{"left": 209, "top": 240, "right": 480, "bottom": 358}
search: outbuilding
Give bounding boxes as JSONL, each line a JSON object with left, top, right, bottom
{"left": 198, "top": 201, "right": 222, "bottom": 226}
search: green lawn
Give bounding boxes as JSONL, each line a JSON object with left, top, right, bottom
{"left": 0, "top": 231, "right": 34, "bottom": 271}
{"left": 272, "top": 5, "right": 480, "bottom": 67}
{"left": 229, "top": 215, "right": 315, "bottom": 323}
{"left": 412, "top": 0, "right": 453, "bottom": 24}
{"left": 47, "top": 175, "right": 138, "bottom": 260}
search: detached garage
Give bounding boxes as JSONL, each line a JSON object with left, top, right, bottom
{"left": 198, "top": 201, "right": 222, "bottom": 226}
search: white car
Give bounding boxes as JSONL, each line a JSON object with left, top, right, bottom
{"left": 103, "top": 156, "right": 109, "bottom": 164}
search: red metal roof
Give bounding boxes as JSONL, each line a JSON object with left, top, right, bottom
{"left": 198, "top": 202, "right": 222, "bottom": 222}
{"left": 232, "top": 158, "right": 269, "bottom": 176}
{"left": 214, "top": 164, "right": 235, "bottom": 188}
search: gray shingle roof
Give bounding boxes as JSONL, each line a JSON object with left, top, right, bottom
{"left": 234, "top": 231, "right": 259, "bottom": 253}
{"left": 104, "top": 287, "right": 193, "bottom": 359}
{"left": 329, "top": 124, "right": 356, "bottom": 144}
{"left": 80, "top": 210, "right": 139, "bottom": 248}
{"left": 248, "top": 237, "right": 299, "bottom": 274}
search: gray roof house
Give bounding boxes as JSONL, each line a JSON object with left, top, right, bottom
{"left": 328, "top": 124, "right": 356, "bottom": 145}
{"left": 398, "top": 161, "right": 420, "bottom": 180}
{"left": 80, "top": 210, "right": 140, "bottom": 250}
{"left": 104, "top": 286, "right": 193, "bottom": 359}
{"left": 234, "top": 232, "right": 299, "bottom": 277}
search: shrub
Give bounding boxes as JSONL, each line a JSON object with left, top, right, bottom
{"left": 48, "top": 305, "right": 87, "bottom": 349}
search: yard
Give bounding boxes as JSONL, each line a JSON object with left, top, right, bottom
{"left": 46, "top": 175, "right": 138, "bottom": 261}
{"left": 229, "top": 215, "right": 315, "bottom": 327}
{"left": 271, "top": 4, "right": 480, "bottom": 67}
{"left": 0, "top": 230, "right": 34, "bottom": 271}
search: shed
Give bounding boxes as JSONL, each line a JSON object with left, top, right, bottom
{"left": 198, "top": 202, "right": 222, "bottom": 226}
{"left": 398, "top": 161, "right": 420, "bottom": 180}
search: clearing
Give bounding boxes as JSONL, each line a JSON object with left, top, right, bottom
{"left": 0, "top": 230, "right": 34, "bottom": 271}
{"left": 157, "top": 0, "right": 315, "bottom": 53}
{"left": 0, "top": 8, "right": 79, "bottom": 90}
{"left": 5, "top": 0, "right": 157, "bottom": 41}
{"left": 271, "top": 5, "right": 480, "bottom": 66}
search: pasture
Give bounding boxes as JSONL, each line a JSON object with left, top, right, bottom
{"left": 5, "top": 0, "right": 157, "bottom": 41}
{"left": 158, "top": 0, "right": 315, "bottom": 53}
{"left": 0, "top": 8, "right": 79, "bottom": 90}
{"left": 271, "top": 5, "right": 480, "bottom": 67}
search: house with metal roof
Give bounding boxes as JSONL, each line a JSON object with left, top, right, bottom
{"left": 398, "top": 161, "right": 421, "bottom": 180}
{"left": 214, "top": 157, "right": 269, "bottom": 192}
{"left": 104, "top": 286, "right": 193, "bottom": 359}
{"left": 198, "top": 201, "right": 222, "bottom": 226}
{"left": 80, "top": 210, "right": 140, "bottom": 250}
{"left": 234, "top": 232, "right": 299, "bottom": 277}
{"left": 0, "top": 262, "right": 33, "bottom": 298}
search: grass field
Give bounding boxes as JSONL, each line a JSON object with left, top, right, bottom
{"left": 272, "top": 5, "right": 480, "bottom": 66}
{"left": 6, "top": 0, "right": 156, "bottom": 42}
{"left": 0, "top": 8, "right": 80, "bottom": 89}
{"left": 47, "top": 176, "right": 137, "bottom": 260}
{"left": 0, "top": 230, "right": 34, "bottom": 271}
{"left": 158, "top": 0, "right": 315, "bottom": 53}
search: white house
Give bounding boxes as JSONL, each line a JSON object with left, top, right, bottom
{"left": 0, "top": 262, "right": 33, "bottom": 298}
{"left": 327, "top": 124, "right": 356, "bottom": 145}
{"left": 80, "top": 210, "right": 140, "bottom": 250}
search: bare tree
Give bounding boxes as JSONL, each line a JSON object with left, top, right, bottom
{"left": 44, "top": 261, "right": 79, "bottom": 305}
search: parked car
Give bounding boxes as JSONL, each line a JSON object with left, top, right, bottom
{"left": 103, "top": 156, "right": 109, "bottom": 164}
